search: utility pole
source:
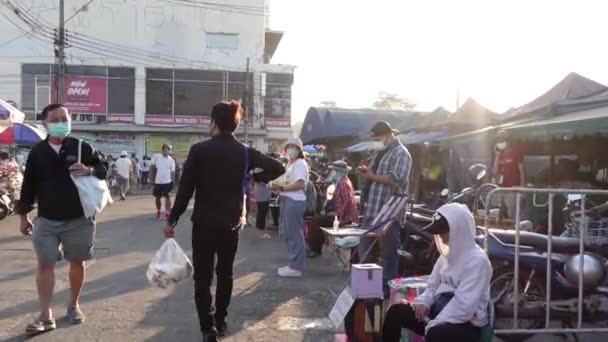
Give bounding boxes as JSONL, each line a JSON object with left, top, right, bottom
{"left": 243, "top": 57, "right": 250, "bottom": 145}
{"left": 55, "top": 0, "right": 66, "bottom": 103}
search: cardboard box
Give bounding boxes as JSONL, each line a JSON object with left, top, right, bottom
{"left": 351, "top": 264, "right": 383, "bottom": 299}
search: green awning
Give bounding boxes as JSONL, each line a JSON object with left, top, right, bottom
{"left": 439, "top": 125, "right": 496, "bottom": 147}
{"left": 504, "top": 106, "right": 608, "bottom": 140}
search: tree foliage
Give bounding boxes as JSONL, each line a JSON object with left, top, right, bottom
{"left": 372, "top": 91, "right": 416, "bottom": 111}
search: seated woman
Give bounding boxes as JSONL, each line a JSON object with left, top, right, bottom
{"left": 306, "top": 160, "right": 359, "bottom": 258}
{"left": 383, "top": 203, "right": 492, "bottom": 342}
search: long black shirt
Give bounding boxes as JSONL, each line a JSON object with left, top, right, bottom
{"left": 17, "top": 137, "right": 107, "bottom": 220}
{"left": 169, "top": 133, "right": 285, "bottom": 229}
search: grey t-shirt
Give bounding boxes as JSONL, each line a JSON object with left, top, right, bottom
{"left": 253, "top": 182, "right": 271, "bottom": 202}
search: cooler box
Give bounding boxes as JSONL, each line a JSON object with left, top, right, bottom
{"left": 388, "top": 276, "right": 428, "bottom": 306}
{"left": 335, "top": 333, "right": 351, "bottom": 342}
{"left": 388, "top": 276, "right": 429, "bottom": 342}
{"left": 351, "top": 264, "right": 383, "bottom": 299}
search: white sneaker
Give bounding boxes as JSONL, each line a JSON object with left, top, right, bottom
{"left": 278, "top": 265, "right": 290, "bottom": 272}
{"left": 278, "top": 266, "right": 302, "bottom": 277}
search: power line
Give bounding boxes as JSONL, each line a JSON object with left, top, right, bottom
{"left": 159, "top": 0, "right": 267, "bottom": 16}
{"left": 0, "top": 31, "right": 25, "bottom": 47}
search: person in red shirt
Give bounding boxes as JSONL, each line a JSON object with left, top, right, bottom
{"left": 492, "top": 130, "right": 525, "bottom": 218}
{"left": 307, "top": 160, "right": 359, "bottom": 258}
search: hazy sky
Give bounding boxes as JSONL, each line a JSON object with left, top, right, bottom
{"left": 270, "top": 0, "right": 608, "bottom": 123}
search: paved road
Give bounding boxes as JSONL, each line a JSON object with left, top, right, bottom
{"left": 0, "top": 196, "right": 606, "bottom": 341}
{"left": 0, "top": 197, "right": 344, "bottom": 341}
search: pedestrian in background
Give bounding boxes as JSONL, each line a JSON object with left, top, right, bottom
{"left": 129, "top": 153, "right": 138, "bottom": 194}
{"left": 271, "top": 138, "right": 309, "bottom": 278}
{"left": 164, "top": 101, "right": 284, "bottom": 342}
{"left": 253, "top": 165, "right": 273, "bottom": 239}
{"left": 17, "top": 104, "right": 107, "bottom": 335}
{"left": 139, "top": 156, "right": 151, "bottom": 189}
{"left": 114, "top": 151, "right": 132, "bottom": 201}
{"left": 150, "top": 144, "right": 175, "bottom": 220}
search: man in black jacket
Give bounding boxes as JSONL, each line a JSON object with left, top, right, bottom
{"left": 17, "top": 104, "right": 107, "bottom": 335}
{"left": 164, "top": 101, "right": 285, "bottom": 342}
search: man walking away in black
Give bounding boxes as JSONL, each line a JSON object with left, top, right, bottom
{"left": 163, "top": 101, "right": 285, "bottom": 342}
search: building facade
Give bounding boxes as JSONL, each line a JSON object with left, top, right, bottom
{"left": 0, "top": 0, "right": 293, "bottom": 160}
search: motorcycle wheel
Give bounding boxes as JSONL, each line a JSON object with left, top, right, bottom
{"left": 491, "top": 267, "right": 545, "bottom": 342}
{"left": 0, "top": 205, "right": 8, "bottom": 220}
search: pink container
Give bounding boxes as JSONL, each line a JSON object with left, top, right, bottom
{"left": 334, "top": 333, "right": 351, "bottom": 342}
{"left": 351, "top": 264, "right": 383, "bottom": 299}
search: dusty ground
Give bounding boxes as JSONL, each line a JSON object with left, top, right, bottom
{"left": 0, "top": 196, "right": 606, "bottom": 342}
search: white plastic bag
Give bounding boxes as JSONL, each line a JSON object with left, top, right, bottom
{"left": 147, "top": 238, "right": 194, "bottom": 289}
{"left": 70, "top": 140, "right": 113, "bottom": 218}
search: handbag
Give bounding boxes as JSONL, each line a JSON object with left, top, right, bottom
{"left": 70, "top": 139, "right": 113, "bottom": 218}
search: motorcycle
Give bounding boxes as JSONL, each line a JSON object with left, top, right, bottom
{"left": 397, "top": 165, "right": 496, "bottom": 276}
{"left": 0, "top": 188, "right": 14, "bottom": 220}
{"left": 483, "top": 228, "right": 608, "bottom": 342}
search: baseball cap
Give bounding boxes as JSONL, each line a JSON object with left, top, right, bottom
{"left": 120, "top": 151, "right": 128, "bottom": 157}
{"left": 423, "top": 212, "right": 450, "bottom": 235}
{"left": 370, "top": 121, "right": 399, "bottom": 138}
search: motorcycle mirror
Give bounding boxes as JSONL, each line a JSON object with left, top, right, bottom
{"left": 440, "top": 188, "right": 449, "bottom": 197}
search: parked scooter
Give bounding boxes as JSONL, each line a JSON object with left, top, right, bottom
{"left": 0, "top": 188, "right": 14, "bottom": 220}
{"left": 483, "top": 228, "right": 608, "bottom": 342}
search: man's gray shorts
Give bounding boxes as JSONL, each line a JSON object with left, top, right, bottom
{"left": 32, "top": 217, "right": 96, "bottom": 264}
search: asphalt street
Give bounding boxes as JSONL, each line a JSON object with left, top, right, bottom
{"left": 0, "top": 196, "right": 606, "bottom": 342}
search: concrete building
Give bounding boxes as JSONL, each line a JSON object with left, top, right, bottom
{"left": 0, "top": 0, "right": 293, "bottom": 161}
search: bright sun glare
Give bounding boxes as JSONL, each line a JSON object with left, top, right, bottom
{"left": 269, "top": 0, "right": 608, "bottom": 121}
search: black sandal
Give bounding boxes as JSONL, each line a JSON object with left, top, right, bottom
{"left": 25, "top": 318, "right": 56, "bottom": 336}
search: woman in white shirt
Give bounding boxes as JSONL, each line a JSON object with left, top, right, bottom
{"left": 272, "top": 138, "right": 309, "bottom": 278}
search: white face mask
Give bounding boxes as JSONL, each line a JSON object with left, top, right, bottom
{"left": 286, "top": 148, "right": 299, "bottom": 160}
{"left": 496, "top": 142, "right": 507, "bottom": 150}
{"left": 434, "top": 234, "right": 450, "bottom": 257}
{"left": 370, "top": 141, "right": 385, "bottom": 150}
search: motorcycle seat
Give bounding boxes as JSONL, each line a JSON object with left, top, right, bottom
{"left": 488, "top": 229, "right": 586, "bottom": 255}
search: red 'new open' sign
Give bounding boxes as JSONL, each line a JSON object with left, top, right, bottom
{"left": 51, "top": 76, "right": 107, "bottom": 114}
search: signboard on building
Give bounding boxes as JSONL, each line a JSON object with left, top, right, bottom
{"left": 265, "top": 118, "right": 291, "bottom": 128}
{"left": 146, "top": 115, "right": 211, "bottom": 126}
{"left": 264, "top": 73, "right": 293, "bottom": 129}
{"left": 51, "top": 76, "right": 108, "bottom": 114}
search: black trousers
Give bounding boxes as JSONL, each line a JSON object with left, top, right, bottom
{"left": 383, "top": 303, "right": 481, "bottom": 342}
{"left": 256, "top": 201, "right": 270, "bottom": 230}
{"left": 192, "top": 224, "right": 240, "bottom": 332}
{"left": 270, "top": 205, "right": 280, "bottom": 226}
{"left": 308, "top": 215, "right": 334, "bottom": 253}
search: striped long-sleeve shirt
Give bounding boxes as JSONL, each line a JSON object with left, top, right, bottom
{"left": 362, "top": 139, "right": 412, "bottom": 221}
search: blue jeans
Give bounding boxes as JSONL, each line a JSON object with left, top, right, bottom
{"left": 280, "top": 197, "right": 307, "bottom": 271}
{"left": 357, "top": 220, "right": 401, "bottom": 296}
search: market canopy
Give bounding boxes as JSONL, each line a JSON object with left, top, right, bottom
{"left": 0, "top": 122, "right": 47, "bottom": 146}
{"left": 501, "top": 72, "right": 607, "bottom": 122}
{"left": 399, "top": 131, "right": 448, "bottom": 145}
{"left": 503, "top": 105, "right": 608, "bottom": 141}
{"left": 399, "top": 106, "right": 450, "bottom": 133}
{"left": 448, "top": 97, "right": 497, "bottom": 129}
{"left": 299, "top": 107, "right": 424, "bottom": 145}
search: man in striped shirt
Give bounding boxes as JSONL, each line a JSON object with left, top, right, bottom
{"left": 357, "top": 121, "right": 412, "bottom": 296}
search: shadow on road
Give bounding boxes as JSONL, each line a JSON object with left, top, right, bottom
{"left": 139, "top": 227, "right": 345, "bottom": 341}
